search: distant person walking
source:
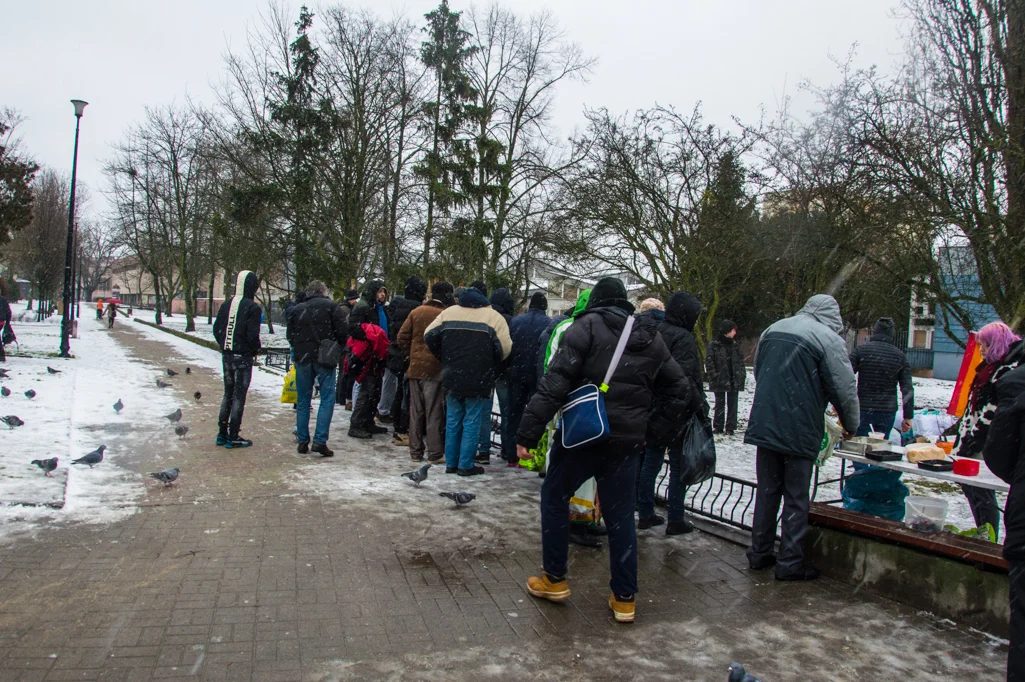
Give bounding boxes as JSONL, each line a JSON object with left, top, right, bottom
{"left": 213, "top": 270, "right": 262, "bottom": 448}
{"left": 705, "top": 320, "right": 746, "bottom": 435}
{"left": 0, "top": 291, "right": 11, "bottom": 362}
{"left": 105, "top": 301, "right": 118, "bottom": 329}
{"left": 745, "top": 294, "right": 860, "bottom": 581}
{"left": 286, "top": 280, "right": 348, "bottom": 457}
{"left": 96, "top": 298, "right": 103, "bottom": 320}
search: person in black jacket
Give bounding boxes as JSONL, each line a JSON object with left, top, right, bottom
{"left": 382, "top": 277, "right": 426, "bottom": 446}
{"left": 348, "top": 279, "right": 392, "bottom": 438}
{"left": 705, "top": 319, "right": 746, "bottom": 434}
{"left": 213, "top": 270, "right": 262, "bottom": 448}
{"left": 0, "top": 292, "right": 10, "bottom": 362}
{"left": 490, "top": 287, "right": 517, "bottom": 464}
{"left": 637, "top": 291, "right": 709, "bottom": 535}
{"left": 982, "top": 364, "right": 1025, "bottom": 682}
{"left": 849, "top": 317, "right": 915, "bottom": 438}
{"left": 515, "top": 277, "right": 692, "bottom": 624}
{"left": 507, "top": 293, "right": 551, "bottom": 459}
{"left": 336, "top": 288, "right": 359, "bottom": 410}
{"left": 286, "top": 281, "right": 348, "bottom": 457}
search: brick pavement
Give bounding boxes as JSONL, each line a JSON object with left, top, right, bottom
{"left": 0, "top": 323, "right": 1009, "bottom": 681}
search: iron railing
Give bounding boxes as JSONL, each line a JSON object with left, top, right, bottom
{"left": 263, "top": 348, "right": 291, "bottom": 373}
{"left": 656, "top": 465, "right": 759, "bottom": 531}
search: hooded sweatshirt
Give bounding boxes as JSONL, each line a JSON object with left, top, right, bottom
{"left": 214, "top": 270, "right": 262, "bottom": 356}
{"left": 658, "top": 291, "right": 705, "bottom": 402}
{"left": 348, "top": 279, "right": 392, "bottom": 343}
{"left": 745, "top": 294, "right": 860, "bottom": 459}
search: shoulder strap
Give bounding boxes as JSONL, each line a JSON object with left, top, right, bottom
{"left": 600, "top": 315, "right": 634, "bottom": 392}
{"left": 303, "top": 305, "right": 321, "bottom": 343}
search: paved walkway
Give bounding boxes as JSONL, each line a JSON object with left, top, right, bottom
{"left": 0, "top": 322, "right": 1009, "bottom": 681}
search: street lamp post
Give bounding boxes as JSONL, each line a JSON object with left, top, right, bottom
{"left": 60, "top": 99, "right": 87, "bottom": 357}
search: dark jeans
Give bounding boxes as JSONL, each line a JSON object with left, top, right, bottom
{"left": 637, "top": 444, "right": 687, "bottom": 523}
{"left": 542, "top": 438, "right": 640, "bottom": 597}
{"left": 295, "top": 361, "right": 336, "bottom": 445}
{"left": 508, "top": 380, "right": 534, "bottom": 460}
{"left": 961, "top": 483, "right": 1001, "bottom": 536}
{"left": 351, "top": 370, "right": 381, "bottom": 431}
{"left": 338, "top": 371, "right": 355, "bottom": 405}
{"left": 495, "top": 378, "right": 515, "bottom": 461}
{"left": 1010, "top": 560, "right": 1024, "bottom": 682}
{"left": 218, "top": 353, "right": 253, "bottom": 438}
{"left": 713, "top": 391, "right": 739, "bottom": 432}
{"left": 857, "top": 410, "right": 896, "bottom": 439}
{"left": 747, "top": 447, "right": 815, "bottom": 573}
{"left": 390, "top": 371, "right": 409, "bottom": 435}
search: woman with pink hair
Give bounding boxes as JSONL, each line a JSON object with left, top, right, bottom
{"left": 954, "top": 321, "right": 1024, "bottom": 537}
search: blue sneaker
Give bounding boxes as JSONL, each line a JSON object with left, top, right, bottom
{"left": 216, "top": 434, "right": 227, "bottom": 446}
{"left": 225, "top": 436, "right": 252, "bottom": 449}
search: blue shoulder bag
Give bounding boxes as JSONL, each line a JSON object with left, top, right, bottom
{"left": 560, "top": 315, "right": 634, "bottom": 449}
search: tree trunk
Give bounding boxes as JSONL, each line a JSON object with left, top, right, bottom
{"left": 207, "top": 268, "right": 215, "bottom": 325}
{"left": 153, "top": 275, "right": 163, "bottom": 325}
{"left": 183, "top": 276, "right": 196, "bottom": 333}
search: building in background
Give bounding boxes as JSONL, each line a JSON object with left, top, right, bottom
{"left": 525, "top": 263, "right": 648, "bottom": 316}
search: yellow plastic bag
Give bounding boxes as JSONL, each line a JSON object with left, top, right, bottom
{"left": 280, "top": 367, "right": 297, "bottom": 404}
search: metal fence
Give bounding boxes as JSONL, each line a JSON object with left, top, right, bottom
{"left": 264, "top": 348, "right": 292, "bottom": 373}
{"left": 656, "top": 466, "right": 759, "bottom": 530}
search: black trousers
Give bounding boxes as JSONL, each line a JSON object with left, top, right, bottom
{"left": 352, "top": 371, "right": 381, "bottom": 431}
{"left": 338, "top": 371, "right": 355, "bottom": 405}
{"left": 218, "top": 353, "right": 253, "bottom": 438}
{"left": 1010, "top": 560, "right": 1024, "bottom": 682}
{"left": 713, "top": 391, "right": 739, "bottom": 432}
{"left": 390, "top": 370, "right": 409, "bottom": 435}
{"left": 961, "top": 483, "right": 1002, "bottom": 536}
{"left": 747, "top": 447, "right": 815, "bottom": 574}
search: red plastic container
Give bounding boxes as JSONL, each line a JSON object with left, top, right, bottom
{"left": 952, "top": 458, "right": 980, "bottom": 476}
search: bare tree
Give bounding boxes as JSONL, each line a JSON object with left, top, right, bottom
{"left": 8, "top": 169, "right": 68, "bottom": 315}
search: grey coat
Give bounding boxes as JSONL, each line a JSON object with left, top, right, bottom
{"left": 744, "top": 295, "right": 860, "bottom": 459}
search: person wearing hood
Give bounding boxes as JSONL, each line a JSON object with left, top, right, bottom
{"left": 507, "top": 292, "right": 551, "bottom": 460}
{"left": 424, "top": 285, "right": 512, "bottom": 476}
{"left": 489, "top": 287, "right": 517, "bottom": 464}
{"left": 515, "top": 277, "right": 692, "bottom": 624}
{"left": 337, "top": 288, "right": 360, "bottom": 410}
{"left": 382, "top": 276, "right": 427, "bottom": 446}
{"left": 706, "top": 320, "right": 747, "bottom": 435}
{"left": 637, "top": 291, "right": 708, "bottom": 535}
{"left": 213, "top": 270, "right": 263, "bottom": 448}
{"left": 745, "top": 294, "right": 860, "bottom": 581}
{"left": 347, "top": 279, "right": 392, "bottom": 439}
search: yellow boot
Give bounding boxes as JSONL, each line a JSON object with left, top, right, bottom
{"left": 608, "top": 594, "right": 635, "bottom": 623}
{"left": 526, "top": 574, "right": 570, "bottom": 602}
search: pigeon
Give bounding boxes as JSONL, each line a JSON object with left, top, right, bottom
{"left": 728, "top": 663, "right": 763, "bottom": 682}
{"left": 1, "top": 386, "right": 9, "bottom": 397}
{"left": 113, "top": 398, "right": 124, "bottom": 414}
{"left": 72, "top": 445, "right": 106, "bottom": 468}
{"left": 193, "top": 391, "right": 201, "bottom": 402}
{"left": 24, "top": 390, "right": 35, "bottom": 399}
{"left": 46, "top": 366, "right": 61, "bottom": 375}
{"left": 1, "top": 415, "right": 24, "bottom": 429}
{"left": 185, "top": 367, "right": 191, "bottom": 374}
{"left": 439, "top": 492, "right": 476, "bottom": 506}
{"left": 402, "top": 463, "right": 432, "bottom": 487}
{"left": 166, "top": 368, "right": 178, "bottom": 377}
{"left": 156, "top": 379, "right": 171, "bottom": 389}
{"left": 174, "top": 424, "right": 189, "bottom": 439}
{"left": 165, "top": 408, "right": 183, "bottom": 423}
{"left": 0, "top": 368, "right": 9, "bottom": 378}
{"left": 149, "top": 467, "right": 179, "bottom": 486}
{"left": 32, "top": 457, "right": 58, "bottom": 476}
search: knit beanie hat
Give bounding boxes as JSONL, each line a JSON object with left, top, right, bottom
{"left": 639, "top": 298, "right": 665, "bottom": 313}
{"left": 873, "top": 317, "right": 895, "bottom": 338}
{"left": 345, "top": 289, "right": 359, "bottom": 301}
{"left": 432, "top": 281, "right": 455, "bottom": 307}
{"left": 719, "top": 319, "right": 738, "bottom": 336}
{"left": 588, "top": 277, "right": 634, "bottom": 313}
{"left": 469, "top": 280, "right": 488, "bottom": 297}
{"left": 529, "top": 292, "right": 548, "bottom": 311}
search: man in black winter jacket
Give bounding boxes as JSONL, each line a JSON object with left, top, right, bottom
{"left": 336, "top": 288, "right": 359, "bottom": 409}
{"left": 849, "top": 317, "right": 915, "bottom": 438}
{"left": 490, "top": 287, "right": 517, "bottom": 464}
{"left": 637, "top": 291, "right": 709, "bottom": 535}
{"left": 213, "top": 270, "right": 262, "bottom": 448}
{"left": 705, "top": 319, "right": 746, "bottom": 434}
{"left": 287, "top": 280, "right": 348, "bottom": 457}
{"left": 507, "top": 292, "right": 551, "bottom": 462}
{"left": 347, "top": 279, "right": 392, "bottom": 438}
{"left": 515, "top": 277, "right": 692, "bottom": 624}
{"left": 382, "top": 277, "right": 426, "bottom": 445}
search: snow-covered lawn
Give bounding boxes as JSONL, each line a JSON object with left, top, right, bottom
{"left": 141, "top": 312, "right": 286, "bottom": 348}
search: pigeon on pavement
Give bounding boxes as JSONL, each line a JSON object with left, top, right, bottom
{"left": 174, "top": 425, "right": 189, "bottom": 439}
{"left": 24, "top": 390, "right": 35, "bottom": 399}
{"left": 728, "top": 663, "right": 763, "bottom": 682}
{"left": 165, "top": 408, "right": 183, "bottom": 423}
{"left": 0, "top": 368, "right": 9, "bottom": 379}
{"left": 149, "top": 468, "right": 179, "bottom": 486}
{"left": 193, "top": 391, "right": 201, "bottom": 402}
{"left": 166, "top": 368, "right": 178, "bottom": 377}
{"left": 1, "top": 415, "right": 24, "bottom": 429}
{"left": 185, "top": 367, "right": 191, "bottom": 374}
{"left": 1, "top": 386, "right": 9, "bottom": 397}
{"left": 72, "top": 445, "right": 106, "bottom": 468}
{"left": 402, "top": 463, "right": 432, "bottom": 487}
{"left": 32, "top": 457, "right": 58, "bottom": 476}
{"left": 113, "top": 398, "right": 124, "bottom": 414}
{"left": 156, "top": 379, "right": 171, "bottom": 389}
{"left": 46, "top": 366, "right": 61, "bottom": 375}
{"left": 439, "top": 492, "right": 476, "bottom": 506}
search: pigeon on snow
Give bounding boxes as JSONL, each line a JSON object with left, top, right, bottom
{"left": 402, "top": 463, "right": 431, "bottom": 487}
{"left": 1, "top": 415, "right": 24, "bottom": 429}
{"left": 174, "top": 425, "right": 189, "bottom": 439}
{"left": 0, "top": 368, "right": 9, "bottom": 379}
{"left": 166, "top": 368, "right": 178, "bottom": 377}
{"left": 24, "top": 390, "right": 35, "bottom": 399}
{"left": 149, "top": 468, "right": 179, "bottom": 486}
{"left": 193, "top": 391, "right": 201, "bottom": 402}
{"left": 32, "top": 457, "right": 58, "bottom": 476}
{"left": 72, "top": 445, "right": 106, "bottom": 468}
{"left": 728, "top": 663, "right": 763, "bottom": 682}
{"left": 156, "top": 379, "right": 171, "bottom": 389}
{"left": 165, "top": 408, "right": 183, "bottom": 423}
{"left": 439, "top": 492, "right": 476, "bottom": 506}
{"left": 185, "top": 367, "right": 191, "bottom": 374}
{"left": 46, "top": 366, "right": 61, "bottom": 375}
{"left": 1, "top": 386, "right": 9, "bottom": 397}
{"left": 113, "top": 399, "right": 124, "bottom": 414}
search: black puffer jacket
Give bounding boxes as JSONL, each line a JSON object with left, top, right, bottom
{"left": 491, "top": 288, "right": 516, "bottom": 378}
{"left": 706, "top": 321, "right": 746, "bottom": 392}
{"left": 213, "top": 270, "right": 262, "bottom": 356}
{"left": 386, "top": 278, "right": 425, "bottom": 373}
{"left": 658, "top": 292, "right": 707, "bottom": 416}
{"left": 348, "top": 279, "right": 392, "bottom": 342}
{"left": 516, "top": 306, "right": 692, "bottom": 451}
{"left": 850, "top": 330, "right": 915, "bottom": 418}
{"left": 286, "top": 294, "right": 348, "bottom": 365}
{"left": 982, "top": 363, "right": 1025, "bottom": 561}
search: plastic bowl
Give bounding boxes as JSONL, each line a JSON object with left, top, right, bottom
{"left": 936, "top": 441, "right": 954, "bottom": 455}
{"left": 905, "top": 495, "right": 948, "bottom": 533}
{"left": 953, "top": 458, "right": 980, "bottom": 476}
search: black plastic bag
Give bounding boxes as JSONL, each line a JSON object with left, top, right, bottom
{"left": 679, "top": 415, "right": 716, "bottom": 486}
{"left": 1, "top": 323, "right": 14, "bottom": 346}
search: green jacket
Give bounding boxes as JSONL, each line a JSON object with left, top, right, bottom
{"left": 543, "top": 289, "right": 592, "bottom": 372}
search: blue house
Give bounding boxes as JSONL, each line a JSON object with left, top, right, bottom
{"left": 930, "top": 246, "right": 1000, "bottom": 380}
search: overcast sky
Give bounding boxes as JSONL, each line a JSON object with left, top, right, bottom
{"left": 2, "top": 0, "right": 906, "bottom": 221}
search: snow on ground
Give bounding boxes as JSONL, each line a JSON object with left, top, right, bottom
{"left": 143, "top": 311, "right": 285, "bottom": 348}
{"left": 0, "top": 307, "right": 178, "bottom": 542}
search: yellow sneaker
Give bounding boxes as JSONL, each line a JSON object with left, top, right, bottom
{"left": 526, "top": 574, "right": 570, "bottom": 602}
{"left": 608, "top": 594, "right": 635, "bottom": 623}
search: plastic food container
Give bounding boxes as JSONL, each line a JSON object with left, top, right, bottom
{"left": 953, "top": 458, "right": 980, "bottom": 476}
{"left": 936, "top": 441, "right": 954, "bottom": 455}
{"left": 905, "top": 495, "right": 948, "bottom": 533}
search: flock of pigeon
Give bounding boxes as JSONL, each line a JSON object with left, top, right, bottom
{"left": 400, "top": 463, "right": 477, "bottom": 507}
{"left": 1, "top": 365, "right": 59, "bottom": 430}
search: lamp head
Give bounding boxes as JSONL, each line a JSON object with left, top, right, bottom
{"left": 71, "top": 100, "right": 88, "bottom": 117}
